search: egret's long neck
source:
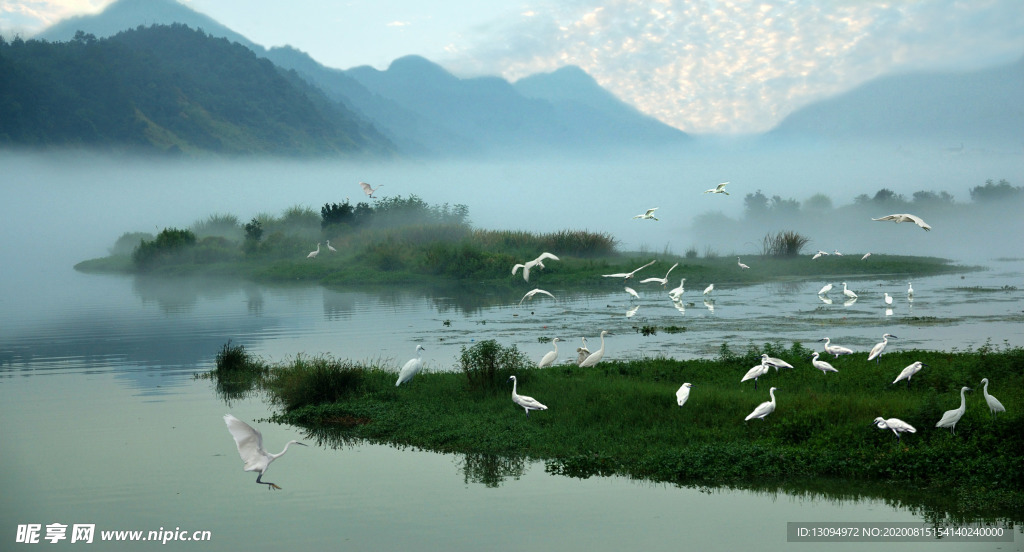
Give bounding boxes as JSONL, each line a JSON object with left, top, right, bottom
{"left": 511, "top": 378, "right": 518, "bottom": 396}
{"left": 552, "top": 341, "right": 558, "bottom": 353}
{"left": 960, "top": 389, "right": 967, "bottom": 408}
{"left": 769, "top": 389, "right": 776, "bottom": 404}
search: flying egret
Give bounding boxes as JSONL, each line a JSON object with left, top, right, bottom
{"left": 812, "top": 250, "right": 829, "bottom": 260}
{"left": 741, "top": 360, "right": 770, "bottom": 390}
{"left": 668, "top": 278, "right": 686, "bottom": 300}
{"left": 981, "top": 378, "right": 1006, "bottom": 419}
{"left": 359, "top": 181, "right": 382, "bottom": 198}
{"left": 884, "top": 292, "right": 893, "bottom": 306}
{"left": 639, "top": 262, "right": 679, "bottom": 286}
{"left": 867, "top": 333, "right": 897, "bottom": 364}
{"left": 818, "top": 283, "right": 833, "bottom": 296}
{"left": 745, "top": 387, "right": 777, "bottom": 421}
{"left": 396, "top": 344, "right": 426, "bottom": 386}
{"left": 223, "top": 414, "right": 306, "bottom": 490}
{"left": 861, "top": 252, "right": 872, "bottom": 260}
{"left": 579, "top": 330, "right": 609, "bottom": 367}
{"left": 575, "top": 337, "right": 591, "bottom": 366}
{"left": 508, "top": 375, "right": 547, "bottom": 417}
{"left": 326, "top": 240, "right": 337, "bottom": 253}
{"left": 935, "top": 387, "right": 972, "bottom": 435}
{"left": 892, "top": 361, "right": 926, "bottom": 389}
{"left": 633, "top": 208, "right": 659, "bottom": 220}
{"left": 872, "top": 213, "right": 932, "bottom": 231}
{"left": 704, "top": 182, "right": 730, "bottom": 195}
{"left": 703, "top": 283, "right": 714, "bottom": 295}
{"left": 872, "top": 417, "right": 916, "bottom": 442}
{"left": 820, "top": 337, "right": 853, "bottom": 358}
{"left": 306, "top": 243, "right": 320, "bottom": 259}
{"left": 676, "top": 383, "right": 694, "bottom": 407}
{"left": 625, "top": 286, "right": 640, "bottom": 300}
{"left": 519, "top": 288, "right": 555, "bottom": 306}
{"left": 737, "top": 257, "right": 750, "bottom": 270}
{"left": 511, "top": 252, "right": 560, "bottom": 282}
{"left": 538, "top": 338, "right": 560, "bottom": 368}
{"left": 841, "top": 282, "right": 857, "bottom": 299}
{"left": 603, "top": 259, "right": 656, "bottom": 281}
{"left": 761, "top": 353, "right": 793, "bottom": 371}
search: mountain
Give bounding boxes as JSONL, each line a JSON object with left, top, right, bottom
{"left": 769, "top": 56, "right": 1024, "bottom": 143}
{"left": 0, "top": 25, "right": 394, "bottom": 156}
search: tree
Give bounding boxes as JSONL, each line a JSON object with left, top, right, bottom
{"left": 969, "top": 179, "right": 1021, "bottom": 202}
{"left": 802, "top": 193, "right": 833, "bottom": 212}
{"left": 744, "top": 190, "right": 770, "bottom": 218}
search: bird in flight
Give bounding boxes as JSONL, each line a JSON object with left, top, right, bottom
{"left": 602, "top": 260, "right": 656, "bottom": 281}
{"left": 359, "top": 181, "right": 382, "bottom": 198}
{"left": 512, "top": 252, "right": 559, "bottom": 282}
{"left": 872, "top": 213, "right": 932, "bottom": 231}
{"left": 519, "top": 288, "right": 555, "bottom": 306}
{"left": 633, "top": 208, "right": 659, "bottom": 221}
{"left": 704, "top": 182, "right": 730, "bottom": 195}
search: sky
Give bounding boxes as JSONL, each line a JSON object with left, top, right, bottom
{"left": 2, "top": 0, "right": 1023, "bottom": 134}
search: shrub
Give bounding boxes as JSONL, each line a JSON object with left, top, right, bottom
{"left": 761, "top": 230, "right": 810, "bottom": 257}
{"left": 110, "top": 231, "right": 154, "bottom": 256}
{"left": 459, "top": 340, "right": 531, "bottom": 392}
{"left": 190, "top": 213, "right": 242, "bottom": 241}
{"left": 269, "top": 354, "right": 366, "bottom": 411}
{"left": 132, "top": 228, "right": 196, "bottom": 270}
{"left": 244, "top": 218, "right": 263, "bottom": 242}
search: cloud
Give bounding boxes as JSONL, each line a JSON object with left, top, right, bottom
{"left": 443, "top": 0, "right": 1024, "bottom": 134}
{"left": 0, "top": 0, "right": 112, "bottom": 34}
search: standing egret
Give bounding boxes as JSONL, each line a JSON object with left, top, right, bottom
{"left": 223, "top": 414, "right": 307, "bottom": 490}
{"left": 810, "top": 352, "right": 838, "bottom": 384}
{"left": 537, "top": 338, "right": 561, "bottom": 368}
{"left": 981, "top": 378, "right": 1006, "bottom": 419}
{"left": 935, "top": 387, "right": 972, "bottom": 435}
{"left": 872, "top": 417, "right": 916, "bottom": 442}
{"left": 326, "top": 240, "right": 337, "bottom": 253}
{"left": 633, "top": 208, "right": 660, "bottom": 220}
{"left": 704, "top": 182, "right": 730, "bottom": 195}
{"left": 624, "top": 286, "right": 640, "bottom": 300}
{"left": 676, "top": 383, "right": 693, "bottom": 407}
{"left": 820, "top": 337, "right": 853, "bottom": 358}
{"left": 884, "top": 293, "right": 893, "bottom": 306}
{"left": 872, "top": 213, "right": 932, "bottom": 231}
{"left": 703, "top": 283, "right": 714, "bottom": 296}
{"left": 741, "top": 360, "right": 770, "bottom": 390}
{"left": 519, "top": 288, "right": 555, "bottom": 306}
{"left": 861, "top": 252, "right": 872, "bottom": 260}
{"left": 668, "top": 278, "right": 686, "bottom": 300}
{"left": 579, "top": 330, "right": 609, "bottom": 367}
{"left": 818, "top": 283, "right": 833, "bottom": 296}
{"left": 359, "top": 181, "right": 382, "bottom": 198}
{"left": 867, "top": 333, "right": 897, "bottom": 364}
{"left": 306, "top": 243, "right": 321, "bottom": 259}
{"left": 508, "top": 375, "right": 547, "bottom": 417}
{"left": 396, "top": 344, "right": 426, "bottom": 386}
{"left": 745, "top": 387, "right": 778, "bottom": 421}
{"left": 907, "top": 283, "right": 914, "bottom": 299}
{"left": 892, "top": 361, "right": 926, "bottom": 389}
{"left": 639, "top": 262, "right": 678, "bottom": 286}
{"left": 761, "top": 353, "right": 794, "bottom": 371}
{"left": 575, "top": 337, "right": 590, "bottom": 366}
{"left": 841, "top": 282, "right": 857, "bottom": 299}
{"left": 512, "top": 252, "right": 560, "bottom": 282}
{"left": 737, "top": 257, "right": 750, "bottom": 270}
{"left": 602, "top": 260, "right": 656, "bottom": 281}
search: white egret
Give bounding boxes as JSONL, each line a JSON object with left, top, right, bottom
{"left": 396, "top": 344, "right": 426, "bottom": 386}
{"left": 935, "top": 386, "right": 972, "bottom": 435}
{"left": 579, "top": 330, "right": 608, "bottom": 367}
{"left": 703, "top": 283, "right": 714, "bottom": 295}
{"left": 741, "top": 361, "right": 770, "bottom": 390}
{"left": 359, "top": 181, "right": 382, "bottom": 198}
{"left": 326, "top": 240, "right": 337, "bottom": 253}
{"left": 981, "top": 378, "right": 1006, "bottom": 419}
{"left": 306, "top": 243, "right": 320, "bottom": 259}
{"left": 907, "top": 283, "right": 914, "bottom": 299}
{"left": 745, "top": 387, "right": 777, "bottom": 421}
{"left": 704, "top": 182, "right": 730, "bottom": 195}
{"left": 625, "top": 286, "right": 640, "bottom": 300}
{"left": 812, "top": 250, "right": 829, "bottom": 260}
{"left": 668, "top": 278, "right": 686, "bottom": 300}
{"left": 892, "top": 361, "right": 926, "bottom": 389}
{"left": 761, "top": 353, "right": 793, "bottom": 371}
{"left": 639, "top": 262, "right": 678, "bottom": 286}
{"left": 511, "top": 252, "right": 560, "bottom": 282}
{"left": 867, "top": 333, "right": 897, "bottom": 364}
{"left": 676, "top": 383, "right": 693, "bottom": 407}
{"left": 884, "top": 293, "right": 893, "bottom": 306}
{"left": 861, "top": 252, "right": 872, "bottom": 260}
{"left": 737, "top": 257, "right": 750, "bottom": 270}
{"left": 575, "top": 337, "right": 590, "bottom": 366}
{"left": 872, "top": 213, "right": 932, "bottom": 231}
{"left": 519, "top": 288, "right": 555, "bottom": 306}
{"left": 602, "top": 259, "right": 656, "bottom": 281}
{"left": 633, "top": 208, "right": 659, "bottom": 220}
{"left": 223, "top": 414, "right": 307, "bottom": 490}
{"left": 810, "top": 352, "right": 838, "bottom": 382}
{"left": 538, "top": 338, "right": 561, "bottom": 368}
{"left": 872, "top": 417, "right": 916, "bottom": 442}
{"left": 820, "top": 337, "right": 853, "bottom": 358}
{"left": 508, "top": 375, "right": 547, "bottom": 417}
{"left": 818, "top": 283, "right": 833, "bottom": 296}
{"left": 841, "top": 282, "right": 857, "bottom": 299}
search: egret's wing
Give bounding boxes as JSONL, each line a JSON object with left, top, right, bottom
{"left": 675, "top": 385, "right": 690, "bottom": 406}
{"left": 602, "top": 272, "right": 629, "bottom": 278}
{"left": 630, "top": 259, "right": 656, "bottom": 274}
{"left": 891, "top": 419, "right": 916, "bottom": 433}
{"left": 224, "top": 414, "right": 265, "bottom": 468}
{"left": 907, "top": 214, "right": 931, "bottom": 230}
{"left": 536, "top": 252, "right": 560, "bottom": 263}
{"left": 359, "top": 182, "right": 373, "bottom": 194}
{"left": 512, "top": 264, "right": 524, "bottom": 275}
{"left": 872, "top": 214, "right": 898, "bottom": 222}
{"left": 517, "top": 394, "right": 547, "bottom": 410}
{"left": 664, "top": 263, "right": 678, "bottom": 277}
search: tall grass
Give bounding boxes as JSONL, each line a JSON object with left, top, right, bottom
{"left": 267, "top": 354, "right": 368, "bottom": 411}
{"left": 762, "top": 230, "right": 810, "bottom": 257}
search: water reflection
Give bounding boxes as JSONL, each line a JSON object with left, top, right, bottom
{"left": 457, "top": 453, "right": 527, "bottom": 488}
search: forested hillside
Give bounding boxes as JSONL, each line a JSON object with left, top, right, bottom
{"left": 0, "top": 25, "right": 394, "bottom": 156}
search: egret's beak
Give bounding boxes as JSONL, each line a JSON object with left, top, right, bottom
{"left": 296, "top": 442, "right": 308, "bottom": 447}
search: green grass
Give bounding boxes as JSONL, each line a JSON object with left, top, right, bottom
{"left": 210, "top": 342, "right": 1023, "bottom": 522}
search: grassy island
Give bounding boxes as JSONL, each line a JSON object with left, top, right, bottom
{"left": 207, "top": 340, "right": 1023, "bottom": 523}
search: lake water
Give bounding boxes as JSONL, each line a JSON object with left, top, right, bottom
{"left": 2, "top": 153, "right": 1022, "bottom": 551}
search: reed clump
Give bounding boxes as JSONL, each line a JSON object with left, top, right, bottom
{"left": 762, "top": 230, "right": 810, "bottom": 257}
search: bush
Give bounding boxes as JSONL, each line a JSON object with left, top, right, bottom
{"left": 110, "top": 231, "right": 154, "bottom": 256}
{"left": 761, "top": 230, "right": 809, "bottom": 257}
{"left": 131, "top": 228, "right": 196, "bottom": 270}
{"left": 269, "top": 354, "right": 366, "bottom": 411}
{"left": 459, "top": 340, "right": 531, "bottom": 392}
{"left": 190, "top": 213, "right": 242, "bottom": 241}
